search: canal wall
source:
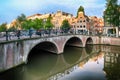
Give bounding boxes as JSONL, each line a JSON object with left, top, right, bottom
{"left": 101, "top": 36, "right": 120, "bottom": 46}
{"left": 0, "top": 41, "right": 24, "bottom": 72}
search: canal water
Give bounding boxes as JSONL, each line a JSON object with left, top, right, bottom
{"left": 0, "top": 45, "right": 120, "bottom": 80}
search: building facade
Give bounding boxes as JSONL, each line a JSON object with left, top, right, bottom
{"left": 27, "top": 10, "right": 73, "bottom": 29}
{"left": 8, "top": 10, "right": 104, "bottom": 35}
{"left": 51, "top": 10, "right": 73, "bottom": 29}
{"left": 71, "top": 12, "right": 90, "bottom": 34}
{"left": 89, "top": 16, "right": 104, "bottom": 35}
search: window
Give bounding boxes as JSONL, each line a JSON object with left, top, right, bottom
{"left": 83, "top": 25, "right": 85, "bottom": 28}
{"left": 83, "top": 20, "right": 86, "bottom": 22}
{"left": 77, "top": 26, "right": 79, "bottom": 28}
{"left": 80, "top": 26, "right": 82, "bottom": 28}
{"left": 80, "top": 20, "right": 82, "bottom": 23}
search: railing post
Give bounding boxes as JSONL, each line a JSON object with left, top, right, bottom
{"left": 29, "top": 29, "right": 32, "bottom": 38}
{"left": 6, "top": 30, "right": 8, "bottom": 41}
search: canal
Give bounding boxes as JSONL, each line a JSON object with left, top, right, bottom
{"left": 0, "top": 45, "right": 120, "bottom": 80}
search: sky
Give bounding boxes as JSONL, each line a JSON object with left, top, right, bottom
{"left": 0, "top": 0, "right": 108, "bottom": 24}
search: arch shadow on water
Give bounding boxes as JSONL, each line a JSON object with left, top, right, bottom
{"left": 26, "top": 47, "right": 58, "bottom": 80}
{"left": 0, "top": 48, "right": 58, "bottom": 80}
{"left": 63, "top": 46, "right": 83, "bottom": 65}
{"left": 63, "top": 37, "right": 83, "bottom": 65}
{"left": 85, "top": 37, "right": 93, "bottom": 54}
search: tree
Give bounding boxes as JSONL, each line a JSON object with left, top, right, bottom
{"left": 8, "top": 26, "right": 17, "bottom": 31}
{"left": 77, "top": 6, "right": 85, "bottom": 17}
{"left": 105, "top": 0, "right": 120, "bottom": 27}
{"left": 0, "top": 23, "right": 7, "bottom": 32}
{"left": 45, "top": 15, "right": 54, "bottom": 29}
{"left": 104, "top": 0, "right": 120, "bottom": 35}
{"left": 61, "top": 19, "right": 71, "bottom": 33}
{"left": 16, "top": 13, "right": 26, "bottom": 29}
{"left": 21, "top": 19, "right": 33, "bottom": 30}
{"left": 33, "top": 18, "right": 44, "bottom": 30}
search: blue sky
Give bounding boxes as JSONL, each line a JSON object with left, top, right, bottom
{"left": 0, "top": 0, "right": 108, "bottom": 24}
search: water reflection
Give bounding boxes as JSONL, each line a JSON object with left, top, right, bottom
{"left": 0, "top": 45, "right": 120, "bottom": 80}
{"left": 63, "top": 47, "right": 83, "bottom": 64}
{"left": 104, "top": 52, "right": 120, "bottom": 80}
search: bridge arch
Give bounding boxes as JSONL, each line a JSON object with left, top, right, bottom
{"left": 26, "top": 41, "right": 59, "bottom": 63}
{"left": 86, "top": 37, "right": 93, "bottom": 45}
{"left": 63, "top": 37, "right": 83, "bottom": 50}
{"left": 85, "top": 37, "right": 93, "bottom": 54}
{"left": 26, "top": 49, "right": 58, "bottom": 77}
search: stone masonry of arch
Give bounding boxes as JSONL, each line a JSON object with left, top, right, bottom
{"left": 0, "top": 35, "right": 99, "bottom": 72}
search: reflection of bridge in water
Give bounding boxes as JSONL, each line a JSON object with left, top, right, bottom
{"left": 24, "top": 45, "right": 102, "bottom": 80}
{"left": 0, "top": 45, "right": 120, "bottom": 80}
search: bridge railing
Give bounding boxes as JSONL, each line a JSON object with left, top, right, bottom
{"left": 0, "top": 28, "right": 104, "bottom": 42}
{"left": 0, "top": 30, "right": 84, "bottom": 42}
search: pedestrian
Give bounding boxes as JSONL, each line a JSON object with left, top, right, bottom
{"left": 6, "top": 30, "right": 8, "bottom": 41}
{"left": 9, "top": 33, "right": 11, "bottom": 40}
{"left": 17, "top": 30, "right": 20, "bottom": 39}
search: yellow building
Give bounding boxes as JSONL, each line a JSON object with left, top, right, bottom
{"left": 51, "top": 10, "right": 73, "bottom": 29}
{"left": 8, "top": 10, "right": 103, "bottom": 34}
{"left": 27, "top": 10, "right": 73, "bottom": 29}
{"left": 27, "top": 13, "right": 50, "bottom": 21}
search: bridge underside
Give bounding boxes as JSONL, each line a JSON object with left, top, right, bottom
{"left": 65, "top": 37, "right": 83, "bottom": 47}
{"left": 31, "top": 41, "right": 58, "bottom": 54}
{"left": 86, "top": 37, "right": 93, "bottom": 45}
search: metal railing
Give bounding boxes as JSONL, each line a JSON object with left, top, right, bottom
{"left": 0, "top": 29, "right": 72, "bottom": 41}
{"left": 0, "top": 29, "right": 112, "bottom": 42}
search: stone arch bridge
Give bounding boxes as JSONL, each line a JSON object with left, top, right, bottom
{"left": 0, "top": 35, "right": 99, "bottom": 72}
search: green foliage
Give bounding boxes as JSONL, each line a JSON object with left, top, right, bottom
{"left": 104, "top": 0, "right": 120, "bottom": 27}
{"left": 33, "top": 18, "right": 44, "bottom": 30}
{"left": 21, "top": 19, "right": 33, "bottom": 30}
{"left": 17, "top": 14, "right": 26, "bottom": 22}
{"left": 61, "top": 19, "right": 71, "bottom": 30}
{"left": 8, "top": 26, "right": 17, "bottom": 31}
{"left": 16, "top": 13, "right": 26, "bottom": 29}
{"left": 77, "top": 6, "right": 85, "bottom": 17}
{"left": 0, "top": 23, "right": 7, "bottom": 32}
{"left": 22, "top": 18, "right": 44, "bottom": 30}
{"left": 45, "top": 15, "right": 54, "bottom": 29}
{"left": 17, "top": 14, "right": 53, "bottom": 30}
